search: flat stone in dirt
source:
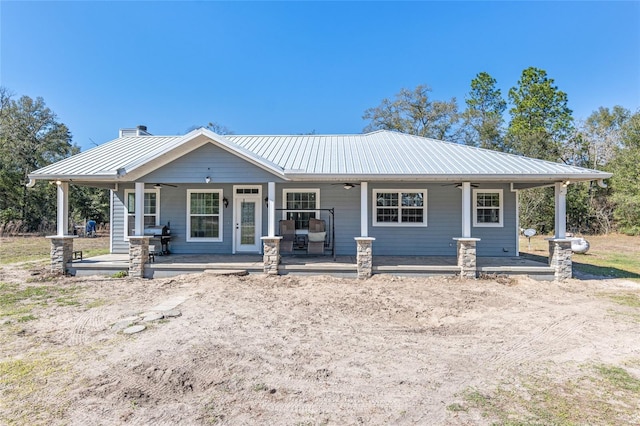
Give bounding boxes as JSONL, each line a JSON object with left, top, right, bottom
{"left": 163, "top": 309, "right": 181, "bottom": 318}
{"left": 148, "top": 295, "right": 189, "bottom": 312}
{"left": 142, "top": 312, "right": 164, "bottom": 322}
{"left": 122, "top": 325, "right": 146, "bottom": 334}
{"left": 111, "top": 320, "right": 135, "bottom": 332}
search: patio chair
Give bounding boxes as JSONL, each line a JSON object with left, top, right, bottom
{"left": 307, "top": 218, "right": 326, "bottom": 254}
{"left": 279, "top": 220, "right": 296, "bottom": 253}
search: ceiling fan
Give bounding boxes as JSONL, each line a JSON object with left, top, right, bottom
{"left": 152, "top": 183, "right": 178, "bottom": 188}
{"left": 441, "top": 183, "right": 479, "bottom": 188}
{"left": 331, "top": 183, "right": 360, "bottom": 190}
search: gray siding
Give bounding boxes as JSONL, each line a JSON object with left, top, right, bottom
{"left": 275, "top": 183, "right": 361, "bottom": 256}
{"left": 110, "top": 181, "right": 517, "bottom": 257}
{"left": 470, "top": 184, "right": 518, "bottom": 257}
{"left": 111, "top": 191, "right": 127, "bottom": 253}
{"left": 142, "top": 143, "right": 284, "bottom": 184}
{"left": 366, "top": 183, "right": 461, "bottom": 256}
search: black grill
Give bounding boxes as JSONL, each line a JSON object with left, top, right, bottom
{"left": 144, "top": 226, "right": 171, "bottom": 255}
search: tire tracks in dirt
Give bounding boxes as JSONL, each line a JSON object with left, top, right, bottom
{"left": 485, "top": 313, "right": 586, "bottom": 370}
{"left": 69, "top": 306, "right": 108, "bottom": 346}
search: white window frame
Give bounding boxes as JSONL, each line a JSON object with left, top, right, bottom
{"left": 186, "top": 189, "right": 223, "bottom": 242}
{"left": 282, "top": 188, "right": 320, "bottom": 230}
{"left": 372, "top": 189, "right": 428, "bottom": 227}
{"left": 473, "top": 189, "right": 504, "bottom": 227}
{"left": 124, "top": 188, "right": 160, "bottom": 239}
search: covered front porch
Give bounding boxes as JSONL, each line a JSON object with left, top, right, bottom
{"left": 47, "top": 180, "right": 573, "bottom": 281}
{"left": 66, "top": 253, "right": 555, "bottom": 280}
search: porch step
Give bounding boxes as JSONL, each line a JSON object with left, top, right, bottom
{"left": 204, "top": 269, "right": 249, "bottom": 276}
{"left": 279, "top": 263, "right": 356, "bottom": 273}
{"left": 374, "top": 265, "right": 460, "bottom": 274}
{"left": 479, "top": 265, "right": 555, "bottom": 279}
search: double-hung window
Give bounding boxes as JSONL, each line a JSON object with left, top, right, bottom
{"left": 124, "top": 189, "right": 160, "bottom": 237}
{"left": 373, "top": 190, "right": 427, "bottom": 226}
{"left": 282, "top": 189, "right": 319, "bottom": 230}
{"left": 473, "top": 189, "right": 503, "bottom": 227}
{"left": 187, "top": 189, "right": 223, "bottom": 242}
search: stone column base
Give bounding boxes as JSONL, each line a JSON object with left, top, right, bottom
{"left": 262, "top": 236, "right": 282, "bottom": 275}
{"left": 47, "top": 235, "right": 77, "bottom": 274}
{"left": 355, "top": 237, "right": 375, "bottom": 279}
{"left": 129, "top": 237, "right": 150, "bottom": 278}
{"left": 548, "top": 238, "right": 573, "bottom": 281}
{"left": 454, "top": 238, "right": 480, "bottom": 279}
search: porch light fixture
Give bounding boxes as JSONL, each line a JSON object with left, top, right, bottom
{"left": 264, "top": 196, "right": 269, "bottom": 206}
{"left": 223, "top": 197, "right": 229, "bottom": 208}
{"left": 205, "top": 176, "right": 211, "bottom": 184}
{"left": 343, "top": 183, "right": 354, "bottom": 190}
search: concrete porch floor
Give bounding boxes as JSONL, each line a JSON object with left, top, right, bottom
{"left": 67, "top": 253, "right": 554, "bottom": 279}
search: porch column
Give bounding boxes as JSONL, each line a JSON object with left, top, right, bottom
{"left": 454, "top": 237, "right": 480, "bottom": 279}
{"left": 129, "top": 236, "right": 150, "bottom": 278}
{"left": 355, "top": 237, "right": 375, "bottom": 279}
{"left": 547, "top": 182, "right": 573, "bottom": 280}
{"left": 47, "top": 235, "right": 76, "bottom": 274}
{"left": 48, "top": 181, "right": 75, "bottom": 274}
{"left": 360, "top": 182, "right": 368, "bottom": 237}
{"left": 554, "top": 182, "right": 567, "bottom": 239}
{"left": 548, "top": 238, "right": 573, "bottom": 281}
{"left": 267, "top": 181, "right": 276, "bottom": 237}
{"left": 57, "top": 181, "right": 69, "bottom": 236}
{"left": 461, "top": 182, "right": 471, "bottom": 238}
{"left": 134, "top": 181, "right": 145, "bottom": 236}
{"left": 355, "top": 182, "right": 374, "bottom": 279}
{"left": 261, "top": 236, "right": 282, "bottom": 275}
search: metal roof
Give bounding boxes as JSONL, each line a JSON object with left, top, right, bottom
{"left": 29, "top": 128, "right": 612, "bottom": 184}
{"left": 225, "top": 130, "right": 611, "bottom": 182}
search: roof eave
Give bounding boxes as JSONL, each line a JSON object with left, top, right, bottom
{"left": 282, "top": 172, "right": 613, "bottom": 182}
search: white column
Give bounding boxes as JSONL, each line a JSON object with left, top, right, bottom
{"left": 267, "top": 181, "right": 276, "bottom": 237}
{"left": 461, "top": 182, "right": 471, "bottom": 238}
{"left": 554, "top": 182, "right": 567, "bottom": 239}
{"left": 56, "top": 181, "right": 69, "bottom": 236}
{"left": 515, "top": 188, "right": 520, "bottom": 255}
{"left": 134, "top": 182, "right": 145, "bottom": 236}
{"left": 109, "top": 189, "right": 114, "bottom": 254}
{"left": 360, "top": 182, "right": 368, "bottom": 237}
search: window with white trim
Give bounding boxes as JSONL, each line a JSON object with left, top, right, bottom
{"left": 124, "top": 189, "right": 160, "bottom": 237}
{"left": 373, "top": 190, "right": 427, "bottom": 226}
{"left": 473, "top": 189, "right": 503, "bottom": 227}
{"left": 282, "top": 189, "right": 319, "bottom": 230}
{"left": 187, "top": 189, "right": 223, "bottom": 242}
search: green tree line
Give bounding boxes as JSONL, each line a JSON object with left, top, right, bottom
{"left": 364, "top": 67, "right": 640, "bottom": 235}
{"left": 0, "top": 87, "right": 109, "bottom": 235}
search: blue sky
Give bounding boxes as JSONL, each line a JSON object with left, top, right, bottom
{"left": 2, "top": 1, "right": 639, "bottom": 151}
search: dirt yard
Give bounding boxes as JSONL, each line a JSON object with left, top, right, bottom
{"left": 1, "top": 264, "right": 640, "bottom": 425}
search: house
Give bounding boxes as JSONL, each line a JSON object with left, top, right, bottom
{"left": 28, "top": 126, "right": 612, "bottom": 280}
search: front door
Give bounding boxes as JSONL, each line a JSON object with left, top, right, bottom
{"left": 233, "top": 186, "right": 262, "bottom": 253}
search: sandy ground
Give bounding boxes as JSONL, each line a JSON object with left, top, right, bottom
{"left": 1, "top": 265, "right": 640, "bottom": 425}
